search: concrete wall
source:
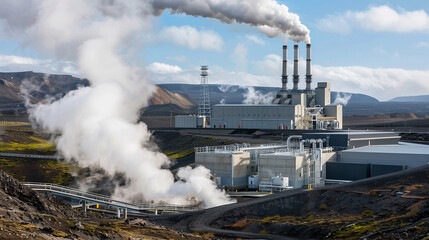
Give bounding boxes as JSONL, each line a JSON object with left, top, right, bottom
{"left": 195, "top": 151, "right": 250, "bottom": 189}
{"left": 339, "top": 151, "right": 429, "bottom": 169}
{"left": 258, "top": 150, "right": 336, "bottom": 188}
{"left": 175, "top": 115, "right": 197, "bottom": 128}
{"left": 315, "top": 82, "right": 331, "bottom": 106}
{"left": 324, "top": 105, "right": 343, "bottom": 129}
{"left": 211, "top": 104, "right": 304, "bottom": 129}
{"left": 258, "top": 153, "right": 307, "bottom": 188}
{"left": 321, "top": 151, "right": 337, "bottom": 179}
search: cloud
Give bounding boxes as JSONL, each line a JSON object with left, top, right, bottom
{"left": 317, "top": 15, "right": 352, "bottom": 34}
{"left": 158, "top": 25, "right": 224, "bottom": 51}
{"left": 255, "top": 54, "right": 281, "bottom": 76}
{"left": 245, "top": 34, "right": 265, "bottom": 45}
{"left": 313, "top": 65, "right": 429, "bottom": 101}
{"left": 0, "top": 54, "right": 79, "bottom": 75}
{"left": 417, "top": 41, "right": 429, "bottom": 48}
{"left": 231, "top": 43, "right": 248, "bottom": 69}
{"left": 318, "top": 5, "right": 429, "bottom": 34}
{"left": 147, "top": 62, "right": 182, "bottom": 74}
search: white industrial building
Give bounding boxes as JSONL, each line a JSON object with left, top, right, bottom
{"left": 258, "top": 148, "right": 336, "bottom": 188}
{"left": 195, "top": 137, "right": 336, "bottom": 191}
{"left": 194, "top": 131, "right": 429, "bottom": 191}
{"left": 211, "top": 44, "right": 342, "bottom": 130}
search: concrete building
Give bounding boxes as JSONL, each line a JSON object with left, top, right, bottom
{"left": 258, "top": 149, "right": 336, "bottom": 188}
{"left": 195, "top": 145, "right": 251, "bottom": 189}
{"left": 175, "top": 115, "right": 206, "bottom": 128}
{"left": 194, "top": 131, "right": 428, "bottom": 190}
{"left": 195, "top": 140, "right": 336, "bottom": 190}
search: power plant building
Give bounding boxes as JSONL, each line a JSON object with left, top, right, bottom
{"left": 211, "top": 44, "right": 342, "bottom": 130}
{"left": 175, "top": 43, "right": 343, "bottom": 130}
{"left": 195, "top": 131, "right": 429, "bottom": 191}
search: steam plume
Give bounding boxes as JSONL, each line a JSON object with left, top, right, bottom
{"left": 332, "top": 92, "right": 352, "bottom": 105}
{"left": 242, "top": 87, "right": 275, "bottom": 104}
{"left": 150, "top": 0, "right": 311, "bottom": 43}
{"left": 0, "top": 0, "right": 233, "bottom": 208}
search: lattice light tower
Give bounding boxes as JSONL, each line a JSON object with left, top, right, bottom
{"left": 198, "top": 65, "right": 211, "bottom": 121}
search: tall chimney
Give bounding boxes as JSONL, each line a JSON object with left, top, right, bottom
{"left": 293, "top": 44, "right": 299, "bottom": 91}
{"left": 281, "top": 45, "right": 287, "bottom": 91}
{"left": 305, "top": 44, "right": 312, "bottom": 91}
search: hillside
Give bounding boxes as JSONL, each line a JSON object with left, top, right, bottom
{"left": 158, "top": 83, "right": 379, "bottom": 105}
{"left": 389, "top": 95, "right": 429, "bottom": 102}
{"left": 0, "top": 71, "right": 196, "bottom": 114}
{"left": 0, "top": 169, "right": 204, "bottom": 239}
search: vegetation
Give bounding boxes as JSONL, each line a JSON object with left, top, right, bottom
{"left": 165, "top": 148, "right": 195, "bottom": 159}
{"left": 0, "top": 141, "right": 56, "bottom": 152}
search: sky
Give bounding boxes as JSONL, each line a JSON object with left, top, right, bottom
{"left": 0, "top": 0, "right": 428, "bottom": 101}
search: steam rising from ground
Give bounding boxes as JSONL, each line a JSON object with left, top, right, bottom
{"left": 242, "top": 87, "right": 275, "bottom": 104}
{"left": 0, "top": 0, "right": 235, "bottom": 208}
{"left": 0, "top": 0, "right": 309, "bottom": 208}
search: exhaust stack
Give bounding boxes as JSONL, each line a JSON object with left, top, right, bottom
{"left": 293, "top": 44, "right": 299, "bottom": 91}
{"left": 305, "top": 44, "right": 312, "bottom": 91}
{"left": 281, "top": 45, "right": 288, "bottom": 91}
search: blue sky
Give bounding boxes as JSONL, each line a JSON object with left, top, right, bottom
{"left": 0, "top": 0, "right": 428, "bottom": 100}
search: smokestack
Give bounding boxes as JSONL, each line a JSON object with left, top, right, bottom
{"left": 281, "top": 45, "right": 287, "bottom": 91}
{"left": 293, "top": 44, "right": 299, "bottom": 91}
{"left": 306, "top": 44, "right": 312, "bottom": 91}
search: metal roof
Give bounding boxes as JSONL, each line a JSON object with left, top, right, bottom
{"left": 305, "top": 131, "right": 396, "bottom": 136}
{"left": 343, "top": 142, "right": 429, "bottom": 155}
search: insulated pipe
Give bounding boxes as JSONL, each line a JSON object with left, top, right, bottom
{"left": 300, "top": 139, "right": 308, "bottom": 152}
{"left": 281, "top": 45, "right": 288, "bottom": 91}
{"left": 317, "top": 139, "right": 324, "bottom": 149}
{"left": 309, "top": 139, "right": 317, "bottom": 154}
{"left": 293, "top": 44, "right": 299, "bottom": 91}
{"left": 286, "top": 135, "right": 302, "bottom": 152}
{"left": 305, "top": 44, "right": 312, "bottom": 91}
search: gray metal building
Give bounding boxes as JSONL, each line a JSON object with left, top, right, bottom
{"left": 302, "top": 131, "right": 401, "bottom": 150}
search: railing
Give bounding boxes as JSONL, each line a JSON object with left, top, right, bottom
{"left": 22, "top": 182, "right": 201, "bottom": 213}
{"left": 195, "top": 142, "right": 288, "bottom": 153}
{"left": 0, "top": 153, "right": 64, "bottom": 160}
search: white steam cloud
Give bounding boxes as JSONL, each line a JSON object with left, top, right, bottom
{"left": 150, "top": 0, "right": 311, "bottom": 43}
{"left": 332, "top": 92, "right": 352, "bottom": 106}
{"left": 0, "top": 0, "right": 234, "bottom": 208}
{"left": 242, "top": 87, "right": 275, "bottom": 104}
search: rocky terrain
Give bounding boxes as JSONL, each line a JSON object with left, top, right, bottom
{"left": 152, "top": 165, "right": 429, "bottom": 239}
{"left": 0, "top": 169, "right": 207, "bottom": 240}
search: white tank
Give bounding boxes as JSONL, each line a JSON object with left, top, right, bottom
{"left": 272, "top": 176, "right": 289, "bottom": 187}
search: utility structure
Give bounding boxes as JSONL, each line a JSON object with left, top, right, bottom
{"left": 211, "top": 43, "right": 343, "bottom": 130}
{"left": 198, "top": 65, "right": 211, "bottom": 123}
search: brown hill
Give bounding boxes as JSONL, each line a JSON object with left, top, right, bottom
{"left": 0, "top": 71, "right": 196, "bottom": 111}
{"left": 150, "top": 86, "right": 197, "bottom": 110}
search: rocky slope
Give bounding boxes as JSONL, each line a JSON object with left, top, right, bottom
{"left": 0, "top": 169, "right": 206, "bottom": 239}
